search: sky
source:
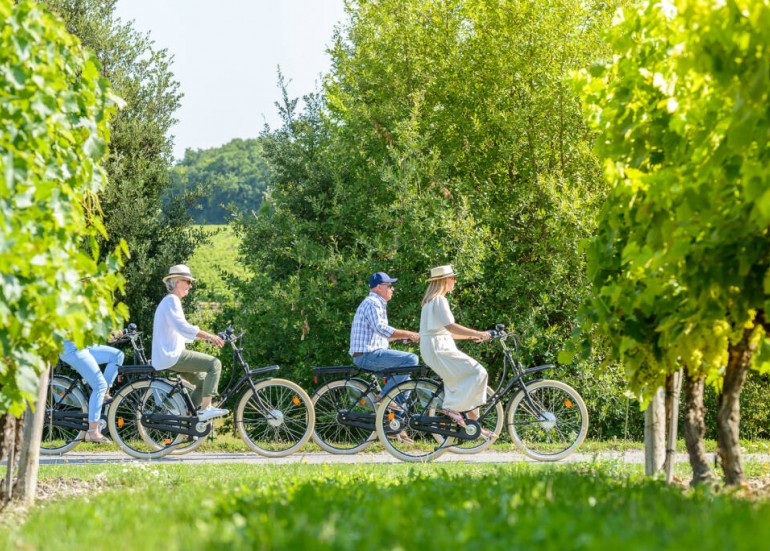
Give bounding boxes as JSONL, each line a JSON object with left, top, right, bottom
{"left": 114, "top": 0, "right": 348, "bottom": 160}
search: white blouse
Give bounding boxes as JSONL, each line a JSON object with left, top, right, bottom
{"left": 151, "top": 294, "right": 199, "bottom": 370}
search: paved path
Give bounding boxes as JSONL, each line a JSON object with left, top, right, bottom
{"left": 36, "top": 449, "right": 702, "bottom": 466}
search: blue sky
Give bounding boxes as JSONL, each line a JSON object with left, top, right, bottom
{"left": 114, "top": 0, "right": 347, "bottom": 160}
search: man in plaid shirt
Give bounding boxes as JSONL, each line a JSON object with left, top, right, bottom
{"left": 349, "top": 271, "right": 420, "bottom": 399}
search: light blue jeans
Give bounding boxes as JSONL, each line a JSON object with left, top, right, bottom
{"left": 352, "top": 349, "right": 418, "bottom": 398}
{"left": 60, "top": 343, "right": 125, "bottom": 423}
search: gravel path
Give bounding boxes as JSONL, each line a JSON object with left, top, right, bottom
{"left": 36, "top": 449, "right": 703, "bottom": 466}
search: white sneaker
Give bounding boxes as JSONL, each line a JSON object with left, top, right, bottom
{"left": 197, "top": 405, "right": 229, "bottom": 421}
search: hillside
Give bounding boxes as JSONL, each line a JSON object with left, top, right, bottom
{"left": 188, "top": 225, "right": 250, "bottom": 303}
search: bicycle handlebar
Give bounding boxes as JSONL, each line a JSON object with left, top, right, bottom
{"left": 218, "top": 327, "right": 245, "bottom": 343}
{"left": 110, "top": 323, "right": 142, "bottom": 343}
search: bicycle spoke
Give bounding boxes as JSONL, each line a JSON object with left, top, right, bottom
{"left": 236, "top": 379, "right": 314, "bottom": 457}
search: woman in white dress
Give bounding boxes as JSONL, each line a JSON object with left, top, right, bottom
{"left": 419, "top": 265, "right": 495, "bottom": 439}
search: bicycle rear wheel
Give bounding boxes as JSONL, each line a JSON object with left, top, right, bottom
{"left": 375, "top": 379, "right": 450, "bottom": 463}
{"left": 108, "top": 379, "right": 194, "bottom": 459}
{"left": 505, "top": 379, "right": 588, "bottom": 461}
{"left": 40, "top": 376, "right": 88, "bottom": 455}
{"left": 139, "top": 380, "right": 206, "bottom": 456}
{"left": 449, "top": 386, "right": 504, "bottom": 455}
{"left": 235, "top": 378, "right": 315, "bottom": 457}
{"left": 312, "top": 379, "right": 376, "bottom": 454}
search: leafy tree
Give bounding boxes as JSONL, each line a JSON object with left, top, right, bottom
{"left": 230, "top": 0, "right": 616, "bottom": 420}
{"left": 0, "top": 0, "right": 126, "bottom": 503}
{"left": 42, "top": 0, "right": 200, "bottom": 333}
{"left": 168, "top": 138, "right": 270, "bottom": 224}
{"left": 570, "top": 0, "right": 770, "bottom": 485}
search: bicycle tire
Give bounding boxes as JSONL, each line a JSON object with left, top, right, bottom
{"left": 312, "top": 379, "right": 377, "bottom": 454}
{"left": 375, "top": 379, "right": 451, "bottom": 463}
{"left": 505, "top": 379, "right": 588, "bottom": 461}
{"left": 107, "top": 379, "right": 195, "bottom": 459}
{"left": 235, "top": 378, "right": 315, "bottom": 457}
{"left": 40, "top": 376, "right": 88, "bottom": 455}
{"left": 448, "top": 386, "right": 504, "bottom": 455}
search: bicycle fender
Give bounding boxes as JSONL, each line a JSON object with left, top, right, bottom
{"left": 248, "top": 365, "right": 280, "bottom": 377}
{"left": 522, "top": 364, "right": 555, "bottom": 377}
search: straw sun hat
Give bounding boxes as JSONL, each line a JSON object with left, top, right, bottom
{"left": 427, "top": 265, "right": 456, "bottom": 281}
{"left": 162, "top": 264, "right": 196, "bottom": 282}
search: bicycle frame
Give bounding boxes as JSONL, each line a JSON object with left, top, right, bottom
{"left": 478, "top": 329, "right": 557, "bottom": 422}
{"left": 139, "top": 329, "right": 283, "bottom": 438}
{"left": 406, "top": 328, "right": 560, "bottom": 442}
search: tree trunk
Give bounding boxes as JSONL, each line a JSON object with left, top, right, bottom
{"left": 644, "top": 387, "right": 666, "bottom": 475}
{"left": 0, "top": 414, "right": 22, "bottom": 505}
{"left": 682, "top": 372, "right": 714, "bottom": 486}
{"left": 717, "top": 327, "right": 754, "bottom": 486}
{"left": 664, "top": 370, "right": 682, "bottom": 483}
{"left": 14, "top": 367, "right": 50, "bottom": 504}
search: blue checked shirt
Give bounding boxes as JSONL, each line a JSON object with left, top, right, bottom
{"left": 349, "top": 292, "right": 395, "bottom": 356}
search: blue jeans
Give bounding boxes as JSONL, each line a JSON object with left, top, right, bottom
{"left": 352, "top": 349, "right": 418, "bottom": 398}
{"left": 60, "top": 344, "right": 124, "bottom": 423}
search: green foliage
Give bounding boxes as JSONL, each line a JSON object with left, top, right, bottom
{"left": 6, "top": 463, "right": 770, "bottom": 549}
{"left": 231, "top": 0, "right": 616, "bottom": 393}
{"left": 186, "top": 225, "right": 251, "bottom": 303}
{"left": 42, "top": 0, "right": 200, "bottom": 333}
{"left": 0, "top": 0, "right": 126, "bottom": 414}
{"left": 168, "top": 139, "right": 269, "bottom": 224}
{"left": 567, "top": 0, "right": 770, "bottom": 399}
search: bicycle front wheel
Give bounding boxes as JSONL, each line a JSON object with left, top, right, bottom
{"left": 235, "top": 378, "right": 315, "bottom": 457}
{"left": 40, "top": 376, "right": 88, "bottom": 455}
{"left": 312, "top": 379, "right": 377, "bottom": 454}
{"left": 505, "top": 379, "right": 588, "bottom": 461}
{"left": 375, "top": 379, "right": 450, "bottom": 463}
{"left": 108, "top": 379, "right": 194, "bottom": 459}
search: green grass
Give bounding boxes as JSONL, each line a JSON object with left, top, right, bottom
{"left": 3, "top": 461, "right": 770, "bottom": 550}
{"left": 187, "top": 224, "right": 249, "bottom": 303}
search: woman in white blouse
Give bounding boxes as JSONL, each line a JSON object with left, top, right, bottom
{"left": 152, "top": 264, "right": 229, "bottom": 422}
{"left": 419, "top": 265, "right": 495, "bottom": 439}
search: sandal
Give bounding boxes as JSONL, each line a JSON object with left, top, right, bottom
{"left": 388, "top": 431, "right": 415, "bottom": 445}
{"left": 440, "top": 409, "right": 467, "bottom": 427}
{"left": 85, "top": 429, "right": 111, "bottom": 444}
{"left": 480, "top": 428, "right": 499, "bottom": 441}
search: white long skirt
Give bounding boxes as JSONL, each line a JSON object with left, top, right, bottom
{"left": 420, "top": 334, "right": 488, "bottom": 411}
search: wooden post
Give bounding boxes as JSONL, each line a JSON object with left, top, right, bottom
{"left": 14, "top": 367, "right": 50, "bottom": 504}
{"left": 664, "top": 370, "right": 683, "bottom": 483}
{"left": 644, "top": 387, "right": 666, "bottom": 475}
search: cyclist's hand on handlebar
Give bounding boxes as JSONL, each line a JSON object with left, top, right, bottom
{"left": 471, "top": 330, "right": 493, "bottom": 343}
{"left": 107, "top": 328, "right": 125, "bottom": 344}
{"left": 202, "top": 331, "right": 225, "bottom": 348}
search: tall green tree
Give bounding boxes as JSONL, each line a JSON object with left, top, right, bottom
{"left": 42, "top": 0, "right": 199, "bottom": 333}
{"left": 168, "top": 138, "right": 270, "bottom": 224}
{"left": 0, "top": 0, "right": 126, "bottom": 503}
{"left": 569, "top": 0, "right": 770, "bottom": 485}
{"left": 232, "top": 0, "right": 617, "bottom": 410}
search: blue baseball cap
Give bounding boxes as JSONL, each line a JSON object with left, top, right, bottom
{"left": 369, "top": 272, "right": 398, "bottom": 288}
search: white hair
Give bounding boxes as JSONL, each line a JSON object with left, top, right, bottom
{"left": 164, "top": 278, "right": 181, "bottom": 293}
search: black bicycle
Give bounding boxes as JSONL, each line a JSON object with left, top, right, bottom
{"left": 40, "top": 324, "right": 149, "bottom": 455}
{"left": 107, "top": 328, "right": 315, "bottom": 459}
{"left": 374, "top": 324, "right": 589, "bottom": 462}
{"left": 310, "top": 363, "right": 429, "bottom": 454}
